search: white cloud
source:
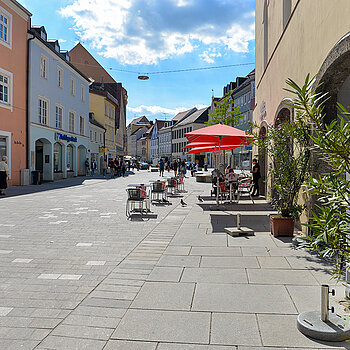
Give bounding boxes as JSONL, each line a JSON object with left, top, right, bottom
{"left": 59, "top": 0, "right": 254, "bottom": 65}
{"left": 58, "top": 38, "right": 67, "bottom": 44}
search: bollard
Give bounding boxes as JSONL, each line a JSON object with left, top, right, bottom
{"left": 321, "top": 285, "right": 330, "bottom": 322}
{"left": 237, "top": 213, "right": 241, "bottom": 230}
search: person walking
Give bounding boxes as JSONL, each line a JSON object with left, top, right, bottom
{"left": 85, "top": 158, "right": 90, "bottom": 176}
{"left": 114, "top": 158, "right": 120, "bottom": 177}
{"left": 0, "top": 156, "right": 9, "bottom": 196}
{"left": 109, "top": 158, "right": 115, "bottom": 178}
{"left": 91, "top": 159, "right": 97, "bottom": 176}
{"left": 159, "top": 159, "right": 165, "bottom": 177}
{"left": 121, "top": 162, "right": 126, "bottom": 177}
{"left": 173, "top": 160, "right": 178, "bottom": 177}
{"left": 250, "top": 158, "right": 261, "bottom": 197}
{"left": 101, "top": 158, "right": 107, "bottom": 177}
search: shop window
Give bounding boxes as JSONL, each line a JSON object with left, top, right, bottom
{"left": 54, "top": 142, "right": 62, "bottom": 172}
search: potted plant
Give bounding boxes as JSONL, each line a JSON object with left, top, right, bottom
{"left": 253, "top": 82, "right": 312, "bottom": 236}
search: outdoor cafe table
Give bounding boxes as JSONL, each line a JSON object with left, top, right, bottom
{"left": 127, "top": 184, "right": 152, "bottom": 211}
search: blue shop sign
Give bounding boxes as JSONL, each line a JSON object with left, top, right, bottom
{"left": 55, "top": 132, "right": 77, "bottom": 142}
{"left": 245, "top": 145, "right": 252, "bottom": 151}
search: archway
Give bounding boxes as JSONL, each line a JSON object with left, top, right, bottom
{"left": 316, "top": 31, "right": 350, "bottom": 124}
{"left": 35, "top": 138, "right": 52, "bottom": 182}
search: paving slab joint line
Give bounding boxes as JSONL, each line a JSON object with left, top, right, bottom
{"left": 255, "top": 312, "right": 264, "bottom": 346}
{"left": 34, "top": 189, "right": 195, "bottom": 348}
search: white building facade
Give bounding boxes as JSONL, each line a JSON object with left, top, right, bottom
{"left": 28, "top": 26, "right": 90, "bottom": 182}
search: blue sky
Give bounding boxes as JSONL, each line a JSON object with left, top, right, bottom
{"left": 22, "top": 0, "right": 255, "bottom": 124}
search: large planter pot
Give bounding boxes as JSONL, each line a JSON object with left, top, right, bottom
{"left": 270, "top": 215, "right": 295, "bottom": 237}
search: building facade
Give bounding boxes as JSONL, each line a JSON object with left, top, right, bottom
{"left": 126, "top": 116, "right": 150, "bottom": 156}
{"left": 231, "top": 70, "right": 255, "bottom": 169}
{"left": 28, "top": 26, "right": 90, "bottom": 182}
{"left": 0, "top": 0, "right": 31, "bottom": 185}
{"left": 69, "top": 43, "right": 128, "bottom": 158}
{"left": 158, "top": 124, "right": 173, "bottom": 161}
{"left": 89, "top": 88, "right": 118, "bottom": 161}
{"left": 89, "top": 113, "right": 105, "bottom": 174}
{"left": 254, "top": 0, "right": 350, "bottom": 196}
{"left": 150, "top": 120, "right": 167, "bottom": 162}
{"left": 172, "top": 107, "right": 209, "bottom": 163}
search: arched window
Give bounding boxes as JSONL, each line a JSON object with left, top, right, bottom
{"left": 54, "top": 142, "right": 62, "bottom": 172}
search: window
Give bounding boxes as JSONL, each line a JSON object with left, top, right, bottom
{"left": 81, "top": 85, "right": 85, "bottom": 102}
{"left": 70, "top": 77, "right": 75, "bottom": 96}
{"left": 0, "top": 73, "right": 9, "bottom": 105}
{"left": 68, "top": 111, "right": 75, "bottom": 132}
{"left": 90, "top": 130, "right": 92, "bottom": 140}
{"left": 100, "top": 133, "right": 102, "bottom": 143}
{"left": 0, "top": 8, "right": 11, "bottom": 49}
{"left": 79, "top": 116, "right": 85, "bottom": 135}
{"left": 105, "top": 102, "right": 108, "bottom": 116}
{"left": 55, "top": 105, "right": 63, "bottom": 129}
{"left": 40, "top": 55, "right": 48, "bottom": 79}
{"left": 0, "top": 12, "right": 8, "bottom": 42}
{"left": 38, "top": 97, "right": 48, "bottom": 125}
{"left": 57, "top": 67, "right": 63, "bottom": 88}
{"left": 94, "top": 131, "right": 97, "bottom": 141}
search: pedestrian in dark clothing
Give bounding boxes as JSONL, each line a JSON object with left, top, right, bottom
{"left": 91, "top": 160, "right": 97, "bottom": 176}
{"left": 173, "top": 160, "right": 178, "bottom": 177}
{"left": 114, "top": 158, "right": 120, "bottom": 177}
{"left": 250, "top": 158, "right": 261, "bottom": 196}
{"left": 159, "top": 159, "right": 165, "bottom": 176}
{"left": 121, "top": 162, "right": 126, "bottom": 177}
{"left": 109, "top": 159, "right": 115, "bottom": 178}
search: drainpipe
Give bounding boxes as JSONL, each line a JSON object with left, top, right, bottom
{"left": 26, "top": 32, "right": 35, "bottom": 170}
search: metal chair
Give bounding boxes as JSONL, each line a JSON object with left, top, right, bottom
{"left": 167, "top": 178, "right": 177, "bottom": 195}
{"left": 236, "top": 178, "right": 254, "bottom": 204}
{"left": 126, "top": 188, "right": 146, "bottom": 217}
{"left": 177, "top": 176, "right": 185, "bottom": 191}
{"left": 151, "top": 181, "right": 167, "bottom": 202}
{"left": 218, "top": 182, "right": 230, "bottom": 203}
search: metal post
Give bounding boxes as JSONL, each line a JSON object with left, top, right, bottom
{"left": 237, "top": 213, "right": 241, "bottom": 230}
{"left": 321, "top": 285, "right": 329, "bottom": 322}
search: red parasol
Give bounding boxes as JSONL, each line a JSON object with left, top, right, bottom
{"left": 186, "top": 144, "right": 241, "bottom": 154}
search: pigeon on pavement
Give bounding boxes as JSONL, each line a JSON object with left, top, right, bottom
{"left": 181, "top": 199, "right": 187, "bottom": 206}
{"left": 198, "top": 195, "right": 204, "bottom": 202}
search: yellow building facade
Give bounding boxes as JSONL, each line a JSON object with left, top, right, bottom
{"left": 255, "top": 0, "right": 350, "bottom": 195}
{"left": 89, "top": 90, "right": 118, "bottom": 160}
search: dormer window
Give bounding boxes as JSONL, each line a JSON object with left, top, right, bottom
{"left": 55, "top": 44, "right": 59, "bottom": 52}
{"left": 40, "top": 31, "right": 46, "bottom": 40}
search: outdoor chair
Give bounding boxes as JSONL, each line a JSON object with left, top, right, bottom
{"left": 126, "top": 188, "right": 146, "bottom": 217}
{"left": 176, "top": 176, "right": 185, "bottom": 191}
{"left": 151, "top": 181, "right": 167, "bottom": 202}
{"left": 167, "top": 178, "right": 177, "bottom": 195}
{"left": 236, "top": 178, "right": 254, "bottom": 204}
{"left": 218, "top": 181, "right": 230, "bottom": 203}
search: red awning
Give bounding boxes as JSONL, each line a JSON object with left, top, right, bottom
{"left": 186, "top": 144, "right": 241, "bottom": 154}
{"left": 185, "top": 123, "right": 253, "bottom": 145}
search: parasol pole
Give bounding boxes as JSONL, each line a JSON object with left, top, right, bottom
{"left": 216, "top": 136, "right": 222, "bottom": 206}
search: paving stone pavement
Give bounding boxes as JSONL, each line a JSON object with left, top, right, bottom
{"left": 0, "top": 171, "right": 349, "bottom": 349}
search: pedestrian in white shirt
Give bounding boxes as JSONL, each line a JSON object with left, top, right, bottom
{"left": 0, "top": 156, "right": 9, "bottom": 196}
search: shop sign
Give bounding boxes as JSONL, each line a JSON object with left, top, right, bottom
{"left": 55, "top": 132, "right": 77, "bottom": 142}
{"left": 100, "top": 147, "right": 105, "bottom": 153}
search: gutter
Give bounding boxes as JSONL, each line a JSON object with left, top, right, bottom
{"left": 26, "top": 32, "right": 35, "bottom": 170}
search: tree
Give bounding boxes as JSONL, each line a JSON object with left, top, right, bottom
{"left": 286, "top": 74, "right": 350, "bottom": 279}
{"left": 206, "top": 91, "right": 242, "bottom": 126}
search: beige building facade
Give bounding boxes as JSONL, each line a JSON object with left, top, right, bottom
{"left": 255, "top": 0, "right": 350, "bottom": 194}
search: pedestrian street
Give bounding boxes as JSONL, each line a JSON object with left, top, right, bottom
{"left": 0, "top": 170, "right": 348, "bottom": 349}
